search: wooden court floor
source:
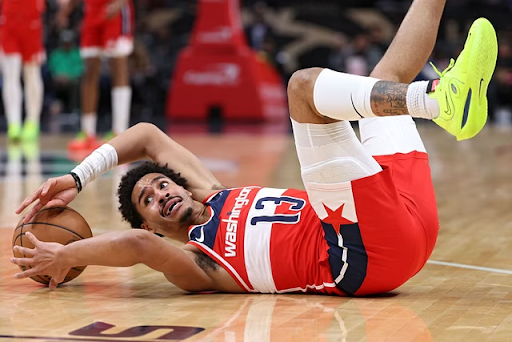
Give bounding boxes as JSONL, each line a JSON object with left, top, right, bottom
{"left": 1, "top": 122, "right": 512, "bottom": 342}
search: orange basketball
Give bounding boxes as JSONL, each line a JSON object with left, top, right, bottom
{"left": 12, "top": 206, "right": 93, "bottom": 285}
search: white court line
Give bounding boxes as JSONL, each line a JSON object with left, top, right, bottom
{"left": 427, "top": 260, "right": 512, "bottom": 275}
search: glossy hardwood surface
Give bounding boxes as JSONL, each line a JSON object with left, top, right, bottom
{"left": 1, "top": 122, "right": 511, "bottom": 342}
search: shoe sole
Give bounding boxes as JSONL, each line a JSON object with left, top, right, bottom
{"left": 459, "top": 18, "right": 498, "bottom": 140}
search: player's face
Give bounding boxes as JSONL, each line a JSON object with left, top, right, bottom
{"left": 131, "top": 173, "right": 195, "bottom": 234}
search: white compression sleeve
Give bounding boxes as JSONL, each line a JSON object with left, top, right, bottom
{"left": 313, "top": 68, "right": 379, "bottom": 121}
{"left": 71, "top": 144, "right": 119, "bottom": 188}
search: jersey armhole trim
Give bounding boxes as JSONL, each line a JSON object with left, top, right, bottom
{"left": 188, "top": 240, "right": 255, "bottom": 293}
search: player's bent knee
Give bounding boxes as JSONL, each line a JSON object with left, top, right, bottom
{"left": 287, "top": 67, "right": 323, "bottom": 100}
{"left": 288, "top": 68, "right": 337, "bottom": 124}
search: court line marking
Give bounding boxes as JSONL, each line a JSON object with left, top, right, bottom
{"left": 427, "top": 260, "right": 512, "bottom": 275}
{"left": 0, "top": 336, "right": 179, "bottom": 342}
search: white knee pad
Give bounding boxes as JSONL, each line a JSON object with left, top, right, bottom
{"left": 292, "top": 119, "right": 382, "bottom": 184}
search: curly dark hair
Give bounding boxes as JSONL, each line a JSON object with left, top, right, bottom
{"left": 117, "top": 161, "right": 188, "bottom": 228}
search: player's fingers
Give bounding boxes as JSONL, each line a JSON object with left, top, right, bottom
{"left": 49, "top": 277, "right": 60, "bottom": 291}
{"left": 15, "top": 186, "right": 44, "bottom": 214}
{"left": 13, "top": 267, "right": 40, "bottom": 279}
{"left": 23, "top": 201, "right": 44, "bottom": 223}
{"left": 46, "top": 199, "right": 65, "bottom": 208}
{"left": 24, "top": 232, "right": 42, "bottom": 247}
{"left": 41, "top": 178, "right": 56, "bottom": 196}
{"left": 10, "top": 256, "right": 35, "bottom": 266}
{"left": 12, "top": 245, "right": 36, "bottom": 256}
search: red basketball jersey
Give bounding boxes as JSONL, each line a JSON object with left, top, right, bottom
{"left": 1, "top": 0, "right": 44, "bottom": 21}
{"left": 187, "top": 186, "right": 343, "bottom": 295}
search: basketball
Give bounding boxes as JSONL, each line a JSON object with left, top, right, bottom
{"left": 12, "top": 206, "right": 93, "bottom": 285}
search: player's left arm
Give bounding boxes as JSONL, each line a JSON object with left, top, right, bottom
{"left": 370, "top": 0, "right": 446, "bottom": 83}
{"left": 11, "top": 230, "right": 217, "bottom": 292}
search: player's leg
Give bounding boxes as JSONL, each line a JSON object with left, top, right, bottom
{"left": 289, "top": 74, "right": 414, "bottom": 296}
{"left": 69, "top": 27, "right": 102, "bottom": 151}
{"left": 105, "top": 2, "right": 134, "bottom": 136}
{"left": 2, "top": 54, "right": 23, "bottom": 141}
{"left": 1, "top": 27, "right": 23, "bottom": 141}
{"left": 289, "top": 79, "right": 437, "bottom": 295}
{"left": 290, "top": 19, "right": 498, "bottom": 141}
{"left": 21, "top": 62, "right": 43, "bottom": 141}
{"left": 288, "top": 68, "right": 382, "bottom": 227}
{"left": 288, "top": 69, "right": 383, "bottom": 183}
{"left": 19, "top": 18, "right": 45, "bottom": 141}
{"left": 108, "top": 55, "right": 132, "bottom": 136}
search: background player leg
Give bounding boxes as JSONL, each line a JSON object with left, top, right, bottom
{"left": 21, "top": 62, "right": 43, "bottom": 141}
{"left": 2, "top": 55, "right": 23, "bottom": 141}
{"left": 69, "top": 56, "right": 102, "bottom": 151}
{"left": 109, "top": 55, "right": 132, "bottom": 136}
{"left": 105, "top": 3, "right": 134, "bottom": 138}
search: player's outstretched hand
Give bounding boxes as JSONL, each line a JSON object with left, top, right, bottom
{"left": 11, "top": 232, "right": 70, "bottom": 290}
{"left": 16, "top": 174, "right": 78, "bottom": 223}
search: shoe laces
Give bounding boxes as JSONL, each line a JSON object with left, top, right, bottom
{"left": 430, "top": 58, "right": 455, "bottom": 78}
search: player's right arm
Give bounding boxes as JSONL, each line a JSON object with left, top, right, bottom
{"left": 11, "top": 229, "right": 241, "bottom": 292}
{"left": 17, "top": 123, "right": 223, "bottom": 222}
{"left": 109, "top": 123, "right": 223, "bottom": 193}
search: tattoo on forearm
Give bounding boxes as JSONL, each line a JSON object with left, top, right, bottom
{"left": 370, "top": 81, "right": 409, "bottom": 116}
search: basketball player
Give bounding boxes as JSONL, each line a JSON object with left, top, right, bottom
{"left": 13, "top": 0, "right": 498, "bottom": 294}
{"left": 1, "top": 0, "right": 45, "bottom": 142}
{"left": 57, "top": 0, "right": 134, "bottom": 151}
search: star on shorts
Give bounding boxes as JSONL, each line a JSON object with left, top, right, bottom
{"left": 322, "top": 203, "right": 355, "bottom": 235}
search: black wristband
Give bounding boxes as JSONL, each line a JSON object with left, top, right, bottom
{"left": 69, "top": 172, "right": 82, "bottom": 193}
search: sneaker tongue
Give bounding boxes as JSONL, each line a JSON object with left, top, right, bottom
{"left": 427, "top": 79, "right": 440, "bottom": 93}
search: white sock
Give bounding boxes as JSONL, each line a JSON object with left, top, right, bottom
{"left": 406, "top": 81, "right": 440, "bottom": 120}
{"left": 23, "top": 63, "right": 43, "bottom": 123}
{"left": 2, "top": 55, "right": 22, "bottom": 126}
{"left": 112, "top": 86, "right": 131, "bottom": 135}
{"left": 313, "top": 69, "right": 379, "bottom": 121}
{"left": 81, "top": 114, "right": 97, "bottom": 137}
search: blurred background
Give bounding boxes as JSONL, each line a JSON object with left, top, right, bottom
{"left": 0, "top": 0, "right": 511, "bottom": 136}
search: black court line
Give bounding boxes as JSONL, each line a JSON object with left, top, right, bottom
{"left": 0, "top": 335, "right": 179, "bottom": 342}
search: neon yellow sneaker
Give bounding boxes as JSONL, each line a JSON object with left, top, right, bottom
{"left": 7, "top": 123, "right": 22, "bottom": 142}
{"left": 21, "top": 120, "right": 40, "bottom": 141}
{"left": 429, "top": 18, "right": 498, "bottom": 141}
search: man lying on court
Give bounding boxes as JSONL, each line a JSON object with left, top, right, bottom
{"left": 12, "top": 0, "right": 498, "bottom": 295}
